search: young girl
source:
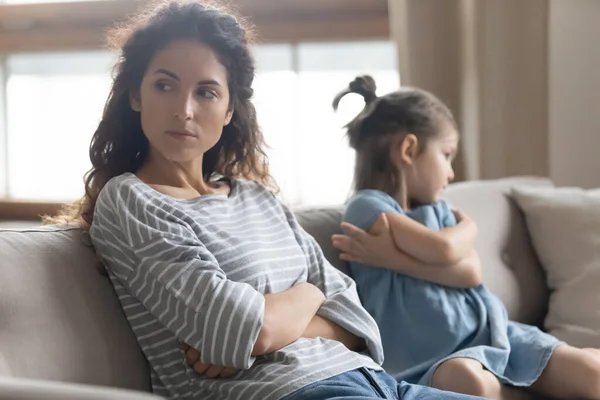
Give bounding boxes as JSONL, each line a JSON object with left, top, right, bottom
{"left": 331, "top": 75, "right": 600, "bottom": 400}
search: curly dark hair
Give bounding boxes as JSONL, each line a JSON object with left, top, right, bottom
{"left": 46, "top": 0, "right": 273, "bottom": 228}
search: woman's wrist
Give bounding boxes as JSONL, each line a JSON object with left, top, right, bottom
{"left": 295, "top": 282, "right": 326, "bottom": 309}
{"left": 303, "top": 315, "right": 365, "bottom": 352}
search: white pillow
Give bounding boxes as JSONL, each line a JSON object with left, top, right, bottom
{"left": 512, "top": 185, "right": 600, "bottom": 348}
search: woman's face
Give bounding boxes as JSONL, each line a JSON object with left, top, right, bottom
{"left": 130, "top": 40, "right": 233, "bottom": 166}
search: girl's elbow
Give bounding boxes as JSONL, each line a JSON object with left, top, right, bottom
{"left": 436, "top": 239, "right": 462, "bottom": 265}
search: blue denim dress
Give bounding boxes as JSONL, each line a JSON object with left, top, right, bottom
{"left": 343, "top": 190, "right": 562, "bottom": 387}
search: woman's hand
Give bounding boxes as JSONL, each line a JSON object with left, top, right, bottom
{"left": 180, "top": 343, "right": 239, "bottom": 379}
{"left": 332, "top": 213, "right": 404, "bottom": 267}
{"left": 302, "top": 315, "right": 366, "bottom": 352}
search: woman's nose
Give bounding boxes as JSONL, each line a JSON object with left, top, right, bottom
{"left": 174, "top": 94, "right": 194, "bottom": 120}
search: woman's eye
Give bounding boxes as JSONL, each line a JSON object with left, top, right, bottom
{"left": 197, "top": 89, "right": 217, "bottom": 99}
{"left": 155, "top": 82, "right": 173, "bottom": 92}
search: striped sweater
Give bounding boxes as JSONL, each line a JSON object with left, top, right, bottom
{"left": 89, "top": 173, "right": 384, "bottom": 400}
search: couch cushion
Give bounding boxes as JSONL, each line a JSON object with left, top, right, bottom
{"left": 294, "top": 206, "right": 348, "bottom": 275}
{"left": 0, "top": 176, "right": 555, "bottom": 391}
{"left": 512, "top": 185, "right": 600, "bottom": 348}
{"left": 0, "top": 376, "right": 163, "bottom": 400}
{"left": 0, "top": 353, "right": 10, "bottom": 377}
{"left": 0, "top": 226, "right": 150, "bottom": 391}
{"left": 295, "top": 176, "right": 553, "bottom": 328}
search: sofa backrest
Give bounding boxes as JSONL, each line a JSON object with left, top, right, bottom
{"left": 0, "top": 176, "right": 552, "bottom": 390}
{"left": 295, "top": 176, "right": 554, "bottom": 327}
{"left": 443, "top": 176, "right": 552, "bottom": 325}
{"left": 0, "top": 226, "right": 151, "bottom": 391}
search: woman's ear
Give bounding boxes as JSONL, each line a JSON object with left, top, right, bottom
{"left": 398, "top": 134, "right": 419, "bottom": 165}
{"left": 129, "top": 90, "right": 141, "bottom": 112}
{"left": 224, "top": 109, "right": 233, "bottom": 126}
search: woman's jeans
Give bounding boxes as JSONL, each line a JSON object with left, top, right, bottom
{"left": 282, "top": 368, "right": 486, "bottom": 400}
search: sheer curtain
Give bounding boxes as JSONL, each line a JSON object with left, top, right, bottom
{"left": 253, "top": 42, "right": 399, "bottom": 206}
{"left": 3, "top": 42, "right": 399, "bottom": 205}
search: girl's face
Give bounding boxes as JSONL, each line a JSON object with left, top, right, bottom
{"left": 404, "top": 125, "right": 459, "bottom": 205}
{"left": 130, "top": 40, "right": 233, "bottom": 168}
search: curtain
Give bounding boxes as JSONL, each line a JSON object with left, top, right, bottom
{"left": 388, "top": 0, "right": 549, "bottom": 182}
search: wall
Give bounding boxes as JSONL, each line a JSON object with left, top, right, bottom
{"left": 549, "top": 0, "right": 600, "bottom": 188}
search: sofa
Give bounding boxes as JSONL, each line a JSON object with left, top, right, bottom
{"left": 0, "top": 176, "right": 560, "bottom": 399}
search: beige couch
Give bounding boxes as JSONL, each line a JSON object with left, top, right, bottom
{"left": 0, "top": 176, "right": 555, "bottom": 399}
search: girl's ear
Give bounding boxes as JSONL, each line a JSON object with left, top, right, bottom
{"left": 398, "top": 134, "right": 419, "bottom": 165}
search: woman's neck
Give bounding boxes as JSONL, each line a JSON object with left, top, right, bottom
{"left": 136, "top": 149, "right": 227, "bottom": 196}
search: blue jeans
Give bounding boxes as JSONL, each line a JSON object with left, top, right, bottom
{"left": 282, "top": 368, "right": 486, "bottom": 400}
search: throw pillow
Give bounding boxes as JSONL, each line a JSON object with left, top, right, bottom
{"left": 512, "top": 185, "right": 600, "bottom": 348}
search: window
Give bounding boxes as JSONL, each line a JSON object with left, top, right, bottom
{"left": 294, "top": 42, "right": 399, "bottom": 205}
{"left": 254, "top": 41, "right": 399, "bottom": 206}
{"left": 1, "top": 41, "right": 399, "bottom": 206}
{"left": 4, "top": 51, "right": 116, "bottom": 201}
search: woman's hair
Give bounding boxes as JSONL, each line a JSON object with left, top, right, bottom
{"left": 45, "top": 0, "right": 273, "bottom": 228}
{"left": 333, "top": 75, "right": 457, "bottom": 196}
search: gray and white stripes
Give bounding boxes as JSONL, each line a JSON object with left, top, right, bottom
{"left": 90, "top": 173, "right": 383, "bottom": 400}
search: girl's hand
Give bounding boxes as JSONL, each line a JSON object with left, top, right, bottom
{"left": 332, "top": 213, "right": 404, "bottom": 267}
{"left": 452, "top": 208, "right": 478, "bottom": 237}
{"left": 453, "top": 208, "right": 468, "bottom": 222}
{"left": 453, "top": 208, "right": 476, "bottom": 226}
{"left": 180, "top": 343, "right": 239, "bottom": 379}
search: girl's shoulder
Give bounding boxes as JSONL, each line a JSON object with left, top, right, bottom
{"left": 412, "top": 199, "right": 456, "bottom": 228}
{"left": 346, "top": 189, "right": 403, "bottom": 211}
{"left": 415, "top": 199, "right": 454, "bottom": 213}
{"left": 343, "top": 189, "right": 404, "bottom": 231}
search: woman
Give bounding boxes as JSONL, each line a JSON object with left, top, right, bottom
{"left": 51, "top": 1, "right": 487, "bottom": 399}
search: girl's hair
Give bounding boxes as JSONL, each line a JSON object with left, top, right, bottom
{"left": 45, "top": 0, "right": 273, "bottom": 228}
{"left": 333, "top": 75, "right": 457, "bottom": 196}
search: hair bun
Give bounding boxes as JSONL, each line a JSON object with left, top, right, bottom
{"left": 349, "top": 75, "right": 377, "bottom": 103}
{"left": 332, "top": 75, "right": 378, "bottom": 111}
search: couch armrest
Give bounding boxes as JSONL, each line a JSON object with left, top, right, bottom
{"left": 0, "top": 377, "right": 164, "bottom": 400}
